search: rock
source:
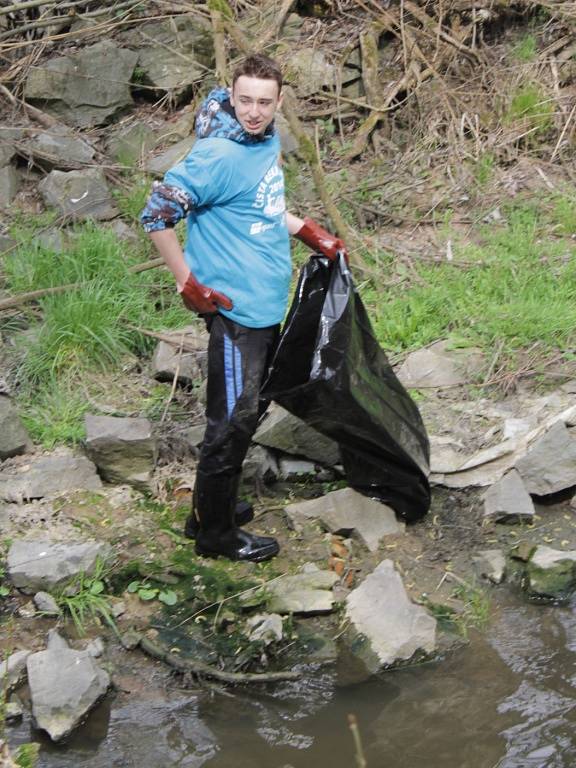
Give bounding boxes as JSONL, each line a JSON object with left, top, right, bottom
{"left": 254, "top": 403, "right": 340, "bottom": 465}
{"left": 146, "top": 136, "right": 195, "bottom": 176}
{"left": 0, "top": 128, "right": 21, "bottom": 165}
{"left": 33, "top": 591, "right": 61, "bottom": 616}
{"left": 5, "top": 700, "right": 24, "bottom": 723}
{"left": 396, "top": 340, "right": 484, "bottom": 389}
{"left": 246, "top": 613, "right": 283, "bottom": 645}
{"left": 151, "top": 340, "right": 203, "bottom": 386}
{"left": 106, "top": 219, "right": 140, "bottom": 244}
{"left": 24, "top": 41, "right": 138, "bottom": 127}
{"left": 482, "top": 469, "right": 535, "bottom": 523}
{"left": 16, "top": 601, "right": 36, "bottom": 619}
{"left": 34, "top": 227, "right": 68, "bottom": 253}
{"left": 39, "top": 168, "right": 118, "bottom": 221}
{"left": 86, "top": 638, "right": 105, "bottom": 658}
{"left": 0, "top": 165, "right": 19, "bottom": 207}
{"left": 344, "top": 560, "right": 436, "bottom": 673}
{"left": 256, "top": 566, "right": 339, "bottom": 615}
{"left": 22, "top": 128, "right": 95, "bottom": 169}
{"left": 472, "top": 549, "right": 506, "bottom": 584}
{"left": 525, "top": 545, "right": 576, "bottom": 600}
{"left": 120, "top": 629, "right": 143, "bottom": 650}
{"left": 126, "top": 16, "right": 214, "bottom": 96}
{"left": 27, "top": 636, "right": 110, "bottom": 741}
{"left": 0, "top": 453, "right": 102, "bottom": 503}
{"left": 515, "top": 421, "right": 576, "bottom": 496}
{"left": 47, "top": 628, "right": 69, "bottom": 651}
{"left": 285, "top": 487, "right": 404, "bottom": 552}
{"left": 242, "top": 444, "right": 279, "bottom": 484}
{"left": 7, "top": 539, "right": 112, "bottom": 594}
{"left": 275, "top": 113, "right": 298, "bottom": 155}
{"left": 278, "top": 458, "right": 317, "bottom": 480}
{"left": 84, "top": 414, "right": 157, "bottom": 491}
{"left": 0, "top": 650, "right": 32, "bottom": 693}
{"left": 106, "top": 121, "right": 156, "bottom": 165}
{"left": 287, "top": 49, "right": 335, "bottom": 96}
{"left": 0, "top": 395, "right": 32, "bottom": 460}
{"left": 503, "top": 418, "right": 532, "bottom": 440}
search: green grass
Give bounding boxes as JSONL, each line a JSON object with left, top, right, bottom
{"left": 5, "top": 223, "right": 190, "bottom": 389}
{"left": 505, "top": 83, "right": 554, "bottom": 136}
{"left": 19, "top": 381, "right": 89, "bottom": 448}
{"left": 512, "top": 34, "right": 537, "bottom": 62}
{"left": 364, "top": 202, "right": 576, "bottom": 368}
{"left": 55, "top": 558, "right": 118, "bottom": 636}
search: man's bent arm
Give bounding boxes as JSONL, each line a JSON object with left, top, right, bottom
{"left": 149, "top": 229, "right": 190, "bottom": 290}
{"left": 286, "top": 211, "right": 304, "bottom": 235}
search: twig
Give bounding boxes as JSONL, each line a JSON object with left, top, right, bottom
{"left": 551, "top": 102, "right": 576, "bottom": 162}
{"left": 348, "top": 714, "right": 368, "bottom": 768}
{"left": 140, "top": 635, "right": 301, "bottom": 683}
{"left": 256, "top": 0, "right": 295, "bottom": 48}
{"left": 160, "top": 332, "right": 185, "bottom": 423}
{"left": 124, "top": 325, "right": 206, "bottom": 352}
{"left": 0, "top": 82, "right": 59, "bottom": 129}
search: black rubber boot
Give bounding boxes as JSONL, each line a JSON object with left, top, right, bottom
{"left": 184, "top": 498, "right": 254, "bottom": 540}
{"left": 193, "top": 471, "right": 279, "bottom": 562}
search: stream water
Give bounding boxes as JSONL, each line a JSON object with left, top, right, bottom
{"left": 8, "top": 591, "right": 576, "bottom": 768}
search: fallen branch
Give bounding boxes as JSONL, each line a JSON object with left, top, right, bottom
{"left": 124, "top": 325, "right": 207, "bottom": 352}
{"left": 0, "top": 82, "right": 59, "bottom": 129}
{"left": 140, "top": 635, "right": 301, "bottom": 684}
{"left": 256, "top": 0, "right": 296, "bottom": 48}
{"left": 209, "top": 0, "right": 229, "bottom": 84}
{"left": 0, "top": 257, "right": 164, "bottom": 313}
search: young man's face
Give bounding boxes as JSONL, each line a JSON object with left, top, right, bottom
{"left": 230, "top": 75, "right": 283, "bottom": 135}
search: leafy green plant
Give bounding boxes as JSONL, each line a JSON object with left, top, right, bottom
{"left": 56, "top": 559, "right": 117, "bottom": 636}
{"left": 126, "top": 580, "right": 178, "bottom": 606}
{"left": 13, "top": 743, "right": 40, "bottom": 768}
{"left": 473, "top": 152, "right": 495, "bottom": 186}
{"left": 0, "top": 566, "right": 9, "bottom": 598}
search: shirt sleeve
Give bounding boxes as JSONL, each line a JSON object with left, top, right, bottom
{"left": 140, "top": 182, "right": 194, "bottom": 233}
{"left": 164, "top": 140, "right": 235, "bottom": 208}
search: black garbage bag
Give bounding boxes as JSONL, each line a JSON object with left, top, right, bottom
{"left": 261, "top": 255, "right": 430, "bottom": 522}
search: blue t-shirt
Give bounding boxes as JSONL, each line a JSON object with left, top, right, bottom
{"left": 164, "top": 132, "right": 291, "bottom": 329}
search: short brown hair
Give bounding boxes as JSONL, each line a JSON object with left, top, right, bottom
{"left": 232, "top": 54, "right": 283, "bottom": 92}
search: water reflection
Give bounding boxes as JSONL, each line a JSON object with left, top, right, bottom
{"left": 7, "top": 595, "right": 576, "bottom": 767}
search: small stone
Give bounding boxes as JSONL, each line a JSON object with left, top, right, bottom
{"left": 278, "top": 458, "right": 317, "bottom": 480}
{"left": 120, "top": 629, "right": 142, "bottom": 650}
{"left": 86, "top": 638, "right": 105, "bottom": 658}
{"left": 0, "top": 650, "right": 32, "bottom": 692}
{"left": 17, "top": 601, "right": 37, "bottom": 619}
{"left": 525, "top": 545, "right": 576, "bottom": 600}
{"left": 482, "top": 470, "right": 535, "bottom": 523}
{"left": 5, "top": 700, "right": 24, "bottom": 723}
{"left": 516, "top": 421, "right": 576, "bottom": 496}
{"left": 246, "top": 614, "right": 283, "bottom": 645}
{"left": 33, "top": 591, "right": 61, "bottom": 616}
{"left": 472, "top": 549, "right": 506, "bottom": 584}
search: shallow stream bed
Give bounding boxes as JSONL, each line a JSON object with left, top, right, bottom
{"left": 7, "top": 589, "right": 576, "bottom": 768}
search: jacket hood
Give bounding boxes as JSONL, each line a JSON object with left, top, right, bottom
{"left": 195, "top": 86, "right": 276, "bottom": 144}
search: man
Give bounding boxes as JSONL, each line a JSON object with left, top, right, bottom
{"left": 141, "top": 53, "right": 346, "bottom": 563}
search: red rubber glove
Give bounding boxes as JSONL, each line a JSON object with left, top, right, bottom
{"left": 179, "top": 272, "right": 233, "bottom": 315}
{"left": 294, "top": 217, "right": 348, "bottom": 262}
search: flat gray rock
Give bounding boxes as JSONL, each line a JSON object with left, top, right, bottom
{"left": 106, "top": 121, "right": 156, "bottom": 165}
{"left": 24, "top": 41, "right": 137, "bottom": 127}
{"left": 242, "top": 444, "right": 279, "bottom": 484}
{"left": 397, "top": 340, "right": 484, "bottom": 389}
{"left": 345, "top": 560, "right": 436, "bottom": 673}
{"left": 33, "top": 591, "right": 61, "bottom": 615}
{"left": 0, "top": 395, "right": 32, "bottom": 460}
{"left": 473, "top": 549, "right": 506, "bottom": 584}
{"left": 254, "top": 403, "right": 340, "bottom": 466}
{"left": 0, "top": 165, "right": 19, "bottom": 207}
{"left": 0, "top": 650, "right": 32, "bottom": 693}
{"left": 7, "top": 539, "right": 112, "bottom": 594}
{"left": 278, "top": 458, "right": 317, "bottom": 480}
{"left": 482, "top": 469, "right": 535, "bottom": 523}
{"left": 39, "top": 168, "right": 118, "bottom": 221}
{"left": 285, "top": 487, "right": 404, "bottom": 552}
{"left": 27, "top": 639, "right": 110, "bottom": 741}
{"left": 151, "top": 340, "right": 203, "bottom": 386}
{"left": 288, "top": 49, "right": 335, "bottom": 97}
{"left": 22, "top": 129, "right": 95, "bottom": 169}
{"left": 125, "top": 16, "right": 214, "bottom": 95}
{"left": 0, "top": 453, "right": 102, "bottom": 503}
{"left": 515, "top": 421, "right": 576, "bottom": 496}
{"left": 146, "top": 137, "right": 195, "bottom": 176}
{"left": 84, "top": 414, "right": 157, "bottom": 491}
{"left": 245, "top": 566, "right": 339, "bottom": 615}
